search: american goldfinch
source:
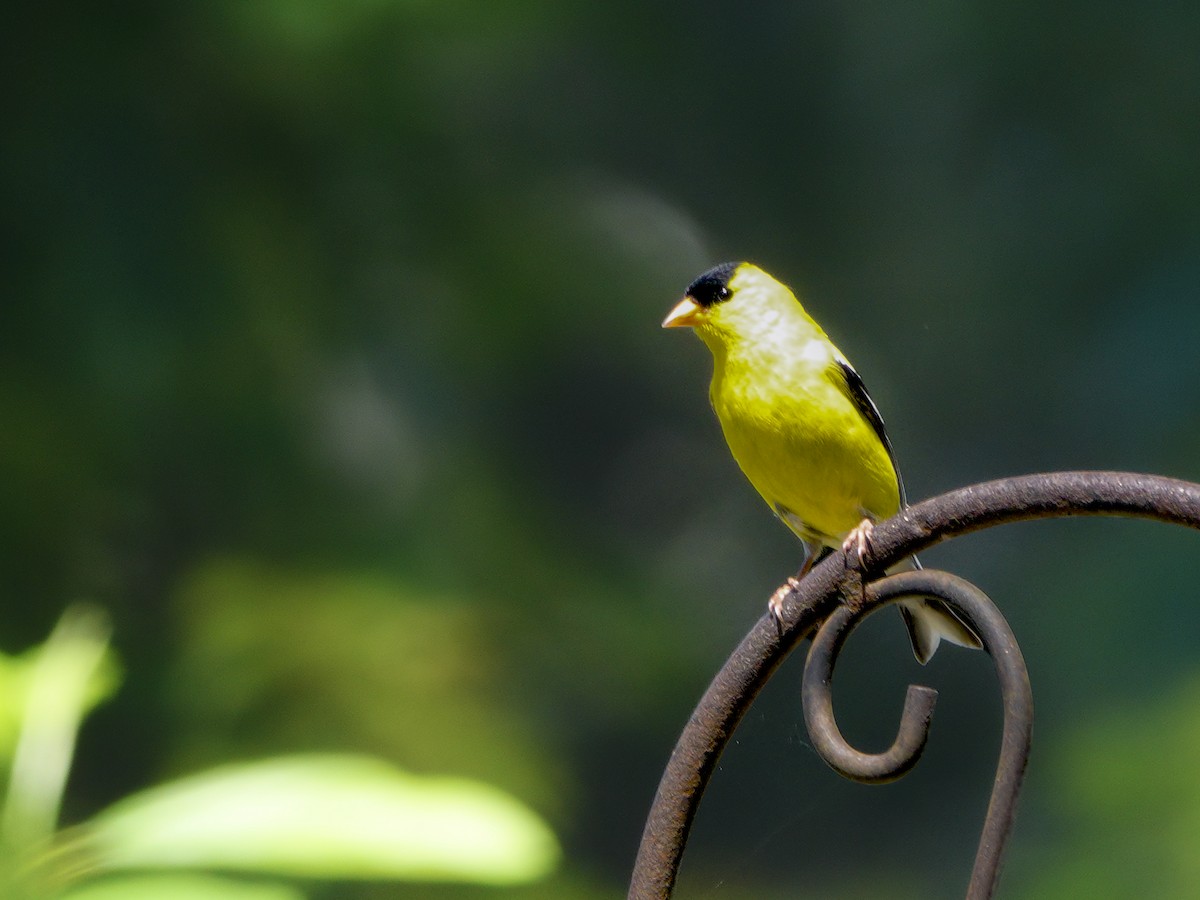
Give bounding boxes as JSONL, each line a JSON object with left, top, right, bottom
{"left": 663, "top": 262, "right": 980, "bottom": 663}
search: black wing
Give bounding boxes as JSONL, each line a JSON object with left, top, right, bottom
{"left": 833, "top": 358, "right": 906, "bottom": 505}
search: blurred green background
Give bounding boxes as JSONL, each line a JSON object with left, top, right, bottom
{"left": 4, "top": 1, "right": 1200, "bottom": 897}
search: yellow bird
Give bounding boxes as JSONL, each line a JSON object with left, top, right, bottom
{"left": 663, "top": 262, "right": 979, "bottom": 663}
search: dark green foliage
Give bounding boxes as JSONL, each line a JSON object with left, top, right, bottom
{"left": 3, "top": 2, "right": 1200, "bottom": 896}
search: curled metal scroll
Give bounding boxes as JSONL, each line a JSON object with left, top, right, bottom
{"left": 802, "top": 570, "right": 1032, "bottom": 898}
{"left": 628, "top": 472, "right": 1200, "bottom": 900}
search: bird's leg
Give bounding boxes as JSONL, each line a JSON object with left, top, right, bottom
{"left": 840, "top": 518, "right": 875, "bottom": 611}
{"left": 767, "top": 543, "right": 821, "bottom": 624}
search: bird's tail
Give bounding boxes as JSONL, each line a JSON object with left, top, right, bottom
{"left": 889, "top": 557, "right": 982, "bottom": 664}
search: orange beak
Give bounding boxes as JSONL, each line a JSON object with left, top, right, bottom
{"left": 661, "top": 296, "right": 703, "bottom": 328}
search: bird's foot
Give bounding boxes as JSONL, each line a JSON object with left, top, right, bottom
{"left": 841, "top": 518, "right": 875, "bottom": 569}
{"left": 768, "top": 576, "right": 803, "bottom": 625}
{"left": 840, "top": 519, "right": 875, "bottom": 611}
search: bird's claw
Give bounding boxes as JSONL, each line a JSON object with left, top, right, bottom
{"left": 840, "top": 519, "right": 875, "bottom": 611}
{"left": 768, "top": 576, "right": 803, "bottom": 625}
{"left": 841, "top": 519, "right": 875, "bottom": 569}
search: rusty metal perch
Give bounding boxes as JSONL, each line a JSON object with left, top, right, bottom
{"left": 628, "top": 471, "right": 1200, "bottom": 899}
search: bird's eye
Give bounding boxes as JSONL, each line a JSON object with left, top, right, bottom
{"left": 716, "top": 287, "right": 732, "bottom": 302}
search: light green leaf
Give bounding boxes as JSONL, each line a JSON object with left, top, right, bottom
{"left": 81, "top": 754, "right": 559, "bottom": 885}
{"left": 60, "top": 873, "right": 305, "bottom": 900}
{"left": 2, "top": 606, "right": 119, "bottom": 849}
{"left": 0, "top": 651, "right": 28, "bottom": 765}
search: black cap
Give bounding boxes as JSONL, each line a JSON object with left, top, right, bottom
{"left": 686, "top": 262, "right": 740, "bottom": 307}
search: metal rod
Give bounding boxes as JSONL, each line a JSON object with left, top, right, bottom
{"left": 628, "top": 471, "right": 1200, "bottom": 899}
{"left": 802, "top": 571, "right": 1032, "bottom": 898}
{"left": 803, "top": 601, "right": 938, "bottom": 784}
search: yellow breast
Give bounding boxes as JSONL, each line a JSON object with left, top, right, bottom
{"left": 710, "top": 342, "right": 900, "bottom": 546}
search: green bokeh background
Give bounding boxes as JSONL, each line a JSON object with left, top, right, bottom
{"left": 4, "top": 2, "right": 1200, "bottom": 897}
